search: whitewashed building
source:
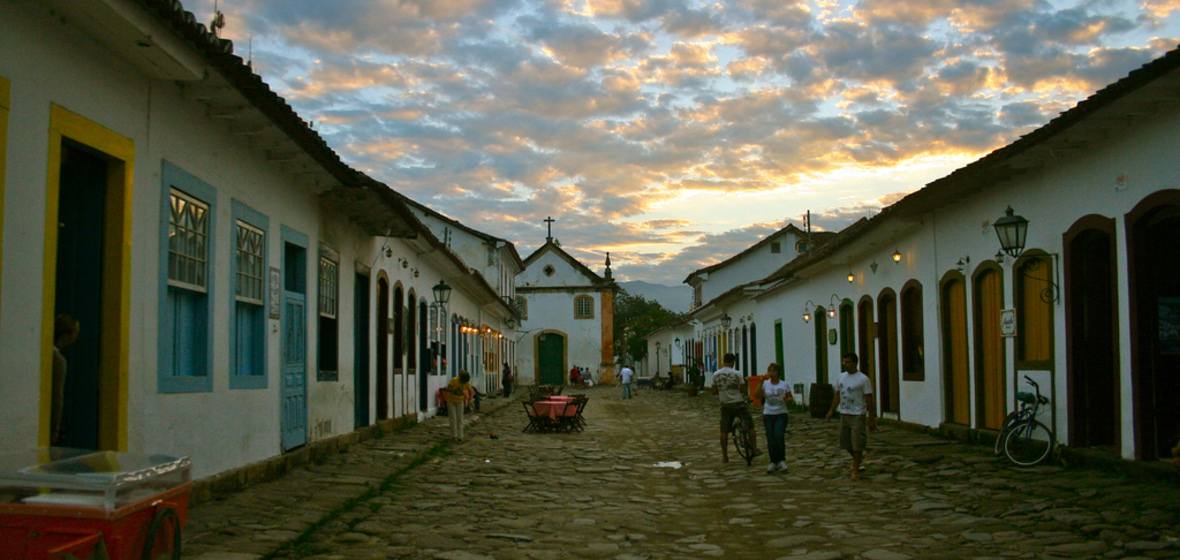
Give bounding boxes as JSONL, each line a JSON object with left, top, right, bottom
{"left": 670, "top": 47, "right": 1180, "bottom": 463}
{"left": 0, "top": 0, "right": 515, "bottom": 480}
{"left": 403, "top": 199, "right": 523, "bottom": 395}
{"left": 682, "top": 223, "right": 834, "bottom": 376}
{"left": 515, "top": 238, "right": 618, "bottom": 386}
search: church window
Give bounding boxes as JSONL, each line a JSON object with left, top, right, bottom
{"left": 770, "top": 242, "right": 781, "bottom": 254}
{"left": 515, "top": 296, "right": 528, "bottom": 319}
{"left": 575, "top": 295, "right": 594, "bottom": 319}
{"left": 543, "top": 264, "right": 555, "bottom": 276}
{"left": 796, "top": 240, "right": 808, "bottom": 253}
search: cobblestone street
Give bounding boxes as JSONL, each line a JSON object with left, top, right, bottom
{"left": 184, "top": 386, "right": 1180, "bottom": 560}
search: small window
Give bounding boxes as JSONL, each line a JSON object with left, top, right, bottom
{"left": 543, "top": 264, "right": 555, "bottom": 276}
{"left": 575, "top": 295, "right": 594, "bottom": 319}
{"left": 770, "top": 241, "right": 781, "bottom": 254}
{"left": 796, "top": 240, "right": 808, "bottom": 253}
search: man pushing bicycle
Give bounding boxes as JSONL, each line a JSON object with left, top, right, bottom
{"left": 712, "top": 353, "right": 760, "bottom": 463}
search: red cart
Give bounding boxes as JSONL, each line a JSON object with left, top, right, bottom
{"left": 0, "top": 449, "right": 191, "bottom": 560}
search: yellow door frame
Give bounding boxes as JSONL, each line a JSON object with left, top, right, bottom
{"left": 42, "top": 104, "right": 133, "bottom": 451}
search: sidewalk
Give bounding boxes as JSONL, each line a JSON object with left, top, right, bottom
{"left": 181, "top": 396, "right": 517, "bottom": 560}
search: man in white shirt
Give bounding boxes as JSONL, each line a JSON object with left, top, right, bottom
{"left": 712, "top": 353, "right": 759, "bottom": 463}
{"left": 825, "top": 352, "right": 877, "bottom": 480}
{"left": 620, "top": 365, "right": 634, "bottom": 399}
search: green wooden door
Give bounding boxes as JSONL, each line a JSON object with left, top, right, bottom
{"left": 537, "top": 333, "right": 565, "bottom": 385}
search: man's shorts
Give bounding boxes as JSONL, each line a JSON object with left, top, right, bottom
{"left": 839, "top": 413, "right": 868, "bottom": 451}
{"left": 720, "top": 402, "right": 752, "bottom": 433}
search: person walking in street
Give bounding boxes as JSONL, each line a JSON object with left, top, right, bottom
{"left": 713, "top": 353, "right": 759, "bottom": 463}
{"left": 501, "top": 362, "right": 514, "bottom": 398}
{"left": 620, "top": 365, "right": 634, "bottom": 399}
{"left": 825, "top": 352, "right": 876, "bottom": 480}
{"left": 444, "top": 371, "right": 474, "bottom": 442}
{"left": 755, "top": 362, "right": 793, "bottom": 473}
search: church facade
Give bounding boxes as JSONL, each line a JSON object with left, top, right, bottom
{"left": 515, "top": 239, "right": 618, "bottom": 386}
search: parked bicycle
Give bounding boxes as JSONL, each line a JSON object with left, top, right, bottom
{"left": 997, "top": 376, "right": 1055, "bottom": 466}
{"left": 730, "top": 402, "right": 758, "bottom": 466}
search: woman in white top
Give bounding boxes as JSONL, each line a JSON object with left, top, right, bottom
{"left": 755, "top": 362, "right": 794, "bottom": 473}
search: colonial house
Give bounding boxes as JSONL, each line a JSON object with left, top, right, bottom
{"left": 682, "top": 223, "right": 834, "bottom": 376}
{"left": 515, "top": 239, "right": 617, "bottom": 386}
{"left": 401, "top": 197, "right": 524, "bottom": 394}
{"left": 676, "top": 46, "right": 1180, "bottom": 462}
{"left": 0, "top": 0, "right": 515, "bottom": 480}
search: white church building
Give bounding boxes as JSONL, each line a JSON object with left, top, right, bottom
{"left": 514, "top": 231, "right": 618, "bottom": 387}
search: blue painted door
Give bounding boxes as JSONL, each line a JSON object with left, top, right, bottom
{"left": 282, "top": 242, "right": 307, "bottom": 450}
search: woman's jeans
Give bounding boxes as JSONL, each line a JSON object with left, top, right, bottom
{"left": 763, "top": 413, "right": 789, "bottom": 463}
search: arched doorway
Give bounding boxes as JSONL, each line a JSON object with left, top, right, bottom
{"left": 376, "top": 277, "right": 390, "bottom": 419}
{"left": 973, "top": 264, "right": 1005, "bottom": 430}
{"left": 749, "top": 322, "right": 758, "bottom": 376}
{"left": 536, "top": 331, "right": 566, "bottom": 385}
{"left": 1127, "top": 191, "right": 1180, "bottom": 460}
{"left": 353, "top": 271, "right": 370, "bottom": 428}
{"left": 857, "top": 296, "right": 875, "bottom": 393}
{"left": 393, "top": 285, "right": 404, "bottom": 417}
{"left": 1065, "top": 216, "right": 1119, "bottom": 449}
{"left": 941, "top": 272, "right": 970, "bottom": 425}
{"left": 877, "top": 289, "right": 900, "bottom": 416}
{"left": 839, "top": 300, "right": 855, "bottom": 358}
{"left": 418, "top": 299, "right": 429, "bottom": 411}
{"left": 814, "top": 307, "right": 829, "bottom": 384}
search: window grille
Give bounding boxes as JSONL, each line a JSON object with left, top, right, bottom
{"left": 318, "top": 257, "right": 338, "bottom": 319}
{"left": 236, "top": 221, "right": 265, "bottom": 304}
{"left": 168, "top": 189, "right": 208, "bottom": 292}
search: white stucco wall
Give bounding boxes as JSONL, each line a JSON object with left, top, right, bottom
{"left": 750, "top": 101, "right": 1180, "bottom": 458}
{"left": 0, "top": 3, "right": 466, "bottom": 478}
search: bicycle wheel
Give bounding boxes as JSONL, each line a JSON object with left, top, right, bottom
{"left": 994, "top": 411, "right": 1020, "bottom": 455}
{"left": 733, "top": 416, "right": 756, "bottom": 466}
{"left": 1003, "top": 421, "right": 1055, "bottom": 467}
{"left": 142, "top": 506, "right": 182, "bottom": 560}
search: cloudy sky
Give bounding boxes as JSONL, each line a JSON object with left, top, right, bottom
{"left": 194, "top": 0, "right": 1179, "bottom": 286}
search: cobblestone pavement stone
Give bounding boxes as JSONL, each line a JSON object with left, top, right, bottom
{"left": 183, "top": 385, "right": 1180, "bottom": 560}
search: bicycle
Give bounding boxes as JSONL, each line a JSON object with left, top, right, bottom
{"left": 993, "top": 375, "right": 1043, "bottom": 455}
{"left": 1000, "top": 376, "right": 1056, "bottom": 467}
{"left": 728, "top": 402, "right": 758, "bottom": 466}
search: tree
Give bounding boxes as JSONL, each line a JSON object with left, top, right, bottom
{"left": 613, "top": 289, "right": 686, "bottom": 365}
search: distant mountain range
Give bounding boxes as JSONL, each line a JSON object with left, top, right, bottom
{"left": 618, "top": 280, "right": 692, "bottom": 314}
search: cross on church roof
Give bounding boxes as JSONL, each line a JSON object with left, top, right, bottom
{"left": 544, "top": 216, "right": 555, "bottom": 243}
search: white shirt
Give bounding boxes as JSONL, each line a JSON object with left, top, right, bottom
{"left": 761, "top": 379, "right": 790, "bottom": 415}
{"left": 620, "top": 367, "right": 633, "bottom": 383}
{"left": 713, "top": 367, "right": 745, "bottom": 404}
{"left": 836, "top": 371, "right": 873, "bottom": 415}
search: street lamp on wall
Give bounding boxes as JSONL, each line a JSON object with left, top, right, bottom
{"left": 720, "top": 314, "right": 732, "bottom": 329}
{"left": 432, "top": 280, "right": 452, "bottom": 306}
{"left": 994, "top": 206, "right": 1029, "bottom": 258}
{"left": 803, "top": 300, "right": 815, "bottom": 323}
